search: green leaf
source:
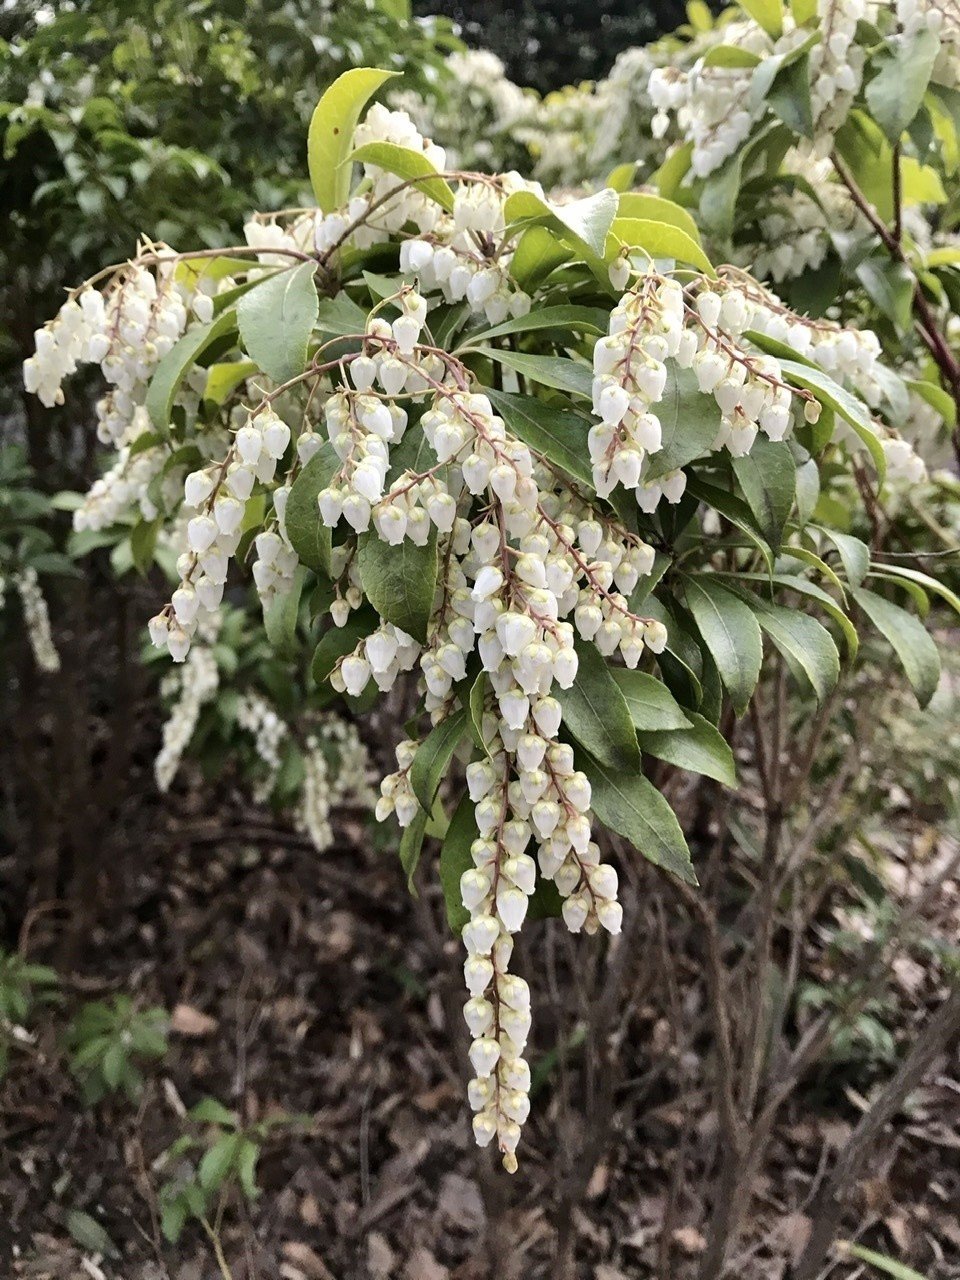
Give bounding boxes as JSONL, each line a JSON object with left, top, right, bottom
{"left": 315, "top": 292, "right": 370, "bottom": 338}
{"left": 702, "top": 44, "right": 762, "bottom": 68}
{"left": 130, "top": 518, "right": 159, "bottom": 575}
{"left": 776, "top": 358, "right": 886, "bottom": 479}
{"left": 644, "top": 365, "right": 724, "bottom": 481}
{"left": 579, "top": 750, "right": 696, "bottom": 884}
{"left": 606, "top": 161, "right": 639, "bottom": 191}
{"left": 311, "top": 608, "right": 378, "bottom": 685}
{"left": 198, "top": 1133, "right": 241, "bottom": 1191}
{"left": 236, "top": 1139, "right": 260, "bottom": 1201}
{"left": 746, "top": 595, "right": 840, "bottom": 702}
{"left": 160, "top": 1200, "right": 188, "bottom": 1244}
{"left": 740, "top": 0, "right": 783, "bottom": 36}
{"left": 841, "top": 1244, "right": 929, "bottom": 1280}
{"left": 684, "top": 577, "right": 763, "bottom": 716}
{"left": 684, "top": 476, "right": 774, "bottom": 568}
{"left": 204, "top": 360, "right": 257, "bottom": 406}
{"left": 616, "top": 193, "right": 703, "bottom": 243}
{"left": 508, "top": 226, "right": 572, "bottom": 291}
{"left": 409, "top": 709, "right": 468, "bottom": 812}
{"left": 870, "top": 562, "right": 960, "bottom": 619}
{"left": 556, "top": 643, "right": 641, "bottom": 772}
{"left": 473, "top": 348, "right": 593, "bottom": 397}
{"left": 729, "top": 572, "right": 859, "bottom": 658}
{"left": 485, "top": 388, "right": 592, "bottom": 485}
{"left": 440, "top": 793, "right": 479, "bottom": 932}
{"left": 504, "top": 186, "right": 619, "bottom": 280}
{"left": 852, "top": 587, "right": 941, "bottom": 706}
{"left": 146, "top": 309, "right": 238, "bottom": 431}
{"left": 66, "top": 1210, "right": 120, "bottom": 1259}
{"left": 189, "top": 1097, "right": 237, "bottom": 1127}
{"left": 866, "top": 27, "right": 940, "bottom": 142}
{"left": 766, "top": 52, "right": 814, "bottom": 138}
{"left": 610, "top": 668, "right": 692, "bottom": 732}
{"left": 399, "top": 807, "right": 428, "bottom": 893}
{"left": 637, "top": 712, "right": 737, "bottom": 786}
{"left": 307, "top": 68, "right": 399, "bottom": 213}
{"left": 237, "top": 260, "right": 319, "bottom": 385}
{"left": 464, "top": 305, "right": 609, "bottom": 343}
{"left": 357, "top": 529, "right": 438, "bottom": 644}
{"left": 732, "top": 436, "right": 796, "bottom": 549}
{"left": 348, "top": 141, "right": 455, "bottom": 212}
{"left": 263, "top": 566, "right": 306, "bottom": 658}
{"left": 907, "top": 377, "right": 956, "bottom": 428}
{"left": 607, "top": 218, "right": 715, "bottom": 275}
{"left": 816, "top": 527, "right": 869, "bottom": 587}
{"left": 856, "top": 257, "right": 914, "bottom": 335}
{"left": 284, "top": 443, "right": 340, "bottom": 575}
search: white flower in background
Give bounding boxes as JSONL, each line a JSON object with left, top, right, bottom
{"left": 12, "top": 568, "right": 60, "bottom": 673}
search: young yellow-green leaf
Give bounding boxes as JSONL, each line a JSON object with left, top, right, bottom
{"left": 606, "top": 160, "right": 639, "bottom": 191}
{"left": 284, "top": 443, "right": 340, "bottom": 575}
{"left": 637, "top": 711, "right": 737, "bottom": 787}
{"left": 644, "top": 366, "right": 724, "bottom": 480}
{"left": 146, "top": 309, "right": 238, "bottom": 431}
{"left": 615, "top": 192, "right": 703, "bottom": 242}
{"left": 409, "top": 708, "right": 468, "bottom": 812}
{"left": 870, "top": 562, "right": 960, "bottom": 619}
{"left": 840, "top": 1245, "right": 929, "bottom": 1280}
{"left": 852, "top": 587, "right": 941, "bottom": 706}
{"left": 556, "top": 642, "right": 641, "bottom": 772}
{"left": 357, "top": 529, "right": 438, "bottom": 644}
{"left": 610, "top": 668, "right": 692, "bottom": 732}
{"left": 607, "top": 217, "right": 715, "bottom": 275}
{"left": 866, "top": 27, "right": 940, "bottom": 143}
{"left": 473, "top": 348, "right": 593, "bottom": 397}
{"left": 189, "top": 1097, "right": 238, "bottom": 1126}
{"left": 578, "top": 749, "right": 697, "bottom": 884}
{"left": 684, "top": 577, "right": 763, "bottom": 717}
{"left": 732, "top": 435, "right": 796, "bottom": 549}
{"left": 740, "top": 0, "right": 783, "bottom": 36}
{"left": 307, "top": 68, "right": 399, "bottom": 213}
{"left": 237, "top": 260, "right": 319, "bottom": 385}
{"left": 440, "top": 793, "right": 479, "bottom": 931}
{"left": 702, "top": 44, "right": 763, "bottom": 68}
{"left": 907, "top": 377, "right": 956, "bottom": 427}
{"left": 203, "top": 360, "right": 257, "bottom": 406}
{"left": 236, "top": 1139, "right": 260, "bottom": 1201}
{"left": 348, "top": 141, "right": 455, "bottom": 212}
{"left": 485, "top": 388, "right": 592, "bottom": 485}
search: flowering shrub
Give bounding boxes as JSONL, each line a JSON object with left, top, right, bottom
{"left": 23, "top": 46, "right": 952, "bottom": 1177}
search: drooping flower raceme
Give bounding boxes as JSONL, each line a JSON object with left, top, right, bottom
{"left": 25, "top": 88, "right": 927, "bottom": 1171}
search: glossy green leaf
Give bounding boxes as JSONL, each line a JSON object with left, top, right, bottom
{"left": 440, "top": 793, "right": 479, "bottom": 932}
{"left": 866, "top": 27, "right": 940, "bottom": 142}
{"left": 284, "top": 443, "right": 340, "bottom": 575}
{"left": 816, "top": 527, "right": 869, "bottom": 587}
{"left": 474, "top": 348, "right": 593, "bottom": 397}
{"left": 504, "top": 186, "right": 618, "bottom": 280}
{"left": 869, "top": 562, "right": 960, "bottom": 619}
{"left": 409, "top": 709, "right": 468, "bottom": 812}
{"left": 776, "top": 358, "right": 886, "bottom": 478}
{"left": 579, "top": 750, "right": 696, "bottom": 884}
{"left": 746, "top": 595, "right": 840, "bottom": 702}
{"left": 616, "top": 193, "right": 703, "bottom": 242}
{"left": 852, "top": 587, "right": 941, "bottom": 706}
{"left": 702, "top": 44, "right": 762, "bottom": 68}
{"left": 732, "top": 435, "right": 796, "bottom": 549}
{"left": 199, "top": 1133, "right": 241, "bottom": 1191}
{"left": 637, "top": 712, "right": 737, "bottom": 786}
{"left": 237, "top": 260, "right": 319, "bottom": 385}
{"left": 464, "top": 305, "right": 609, "bottom": 343}
{"left": 146, "top": 309, "right": 238, "bottom": 431}
{"left": 556, "top": 643, "right": 641, "bottom": 772}
{"left": 485, "top": 388, "right": 592, "bottom": 484}
{"left": 684, "top": 577, "right": 763, "bottom": 716}
{"left": 357, "top": 528, "right": 438, "bottom": 644}
{"left": 307, "top": 68, "right": 399, "bottom": 213}
{"left": 508, "top": 226, "right": 572, "bottom": 290}
{"left": 644, "top": 365, "right": 724, "bottom": 480}
{"left": 263, "top": 566, "right": 306, "bottom": 658}
{"left": 611, "top": 668, "right": 692, "bottom": 732}
{"left": 399, "top": 807, "right": 428, "bottom": 893}
{"left": 311, "top": 608, "right": 378, "bottom": 685}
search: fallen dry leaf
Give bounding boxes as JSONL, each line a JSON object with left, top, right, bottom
{"left": 170, "top": 1004, "right": 217, "bottom": 1036}
{"left": 672, "top": 1226, "right": 707, "bottom": 1255}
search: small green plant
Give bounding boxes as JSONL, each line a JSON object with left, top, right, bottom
{"left": 841, "top": 1243, "right": 930, "bottom": 1280}
{"left": 157, "top": 1097, "right": 301, "bottom": 1245}
{"left": 66, "top": 995, "right": 168, "bottom": 1102}
{"left": 0, "top": 948, "right": 59, "bottom": 1076}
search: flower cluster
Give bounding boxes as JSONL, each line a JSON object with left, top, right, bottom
{"left": 9, "top": 568, "right": 60, "bottom": 673}
{"left": 156, "top": 639, "right": 220, "bottom": 792}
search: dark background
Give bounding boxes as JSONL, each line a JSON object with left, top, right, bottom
{"left": 412, "top": 0, "right": 699, "bottom": 92}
